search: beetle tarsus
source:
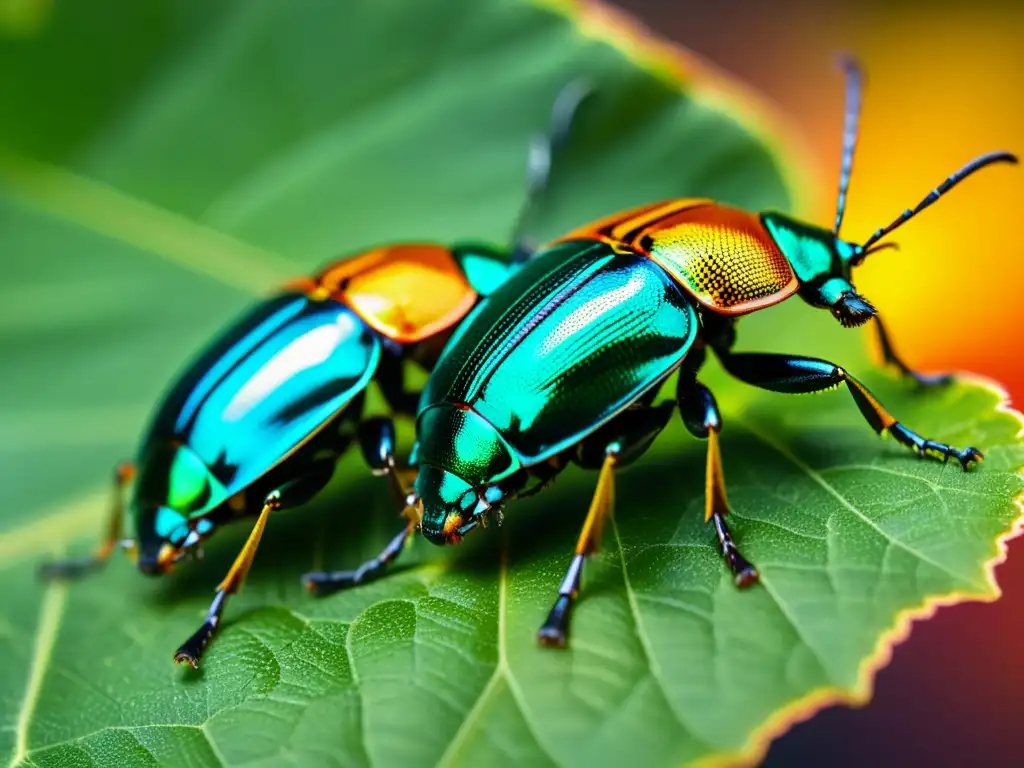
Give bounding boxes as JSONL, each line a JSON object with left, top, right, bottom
{"left": 537, "top": 595, "right": 573, "bottom": 648}
{"left": 305, "top": 523, "right": 414, "bottom": 596}
{"left": 887, "top": 423, "right": 982, "bottom": 471}
{"left": 38, "top": 460, "right": 134, "bottom": 583}
{"left": 304, "top": 569, "right": 363, "bottom": 595}
{"left": 173, "top": 589, "right": 228, "bottom": 669}
{"left": 711, "top": 511, "right": 759, "bottom": 588}
{"left": 173, "top": 621, "right": 216, "bottom": 669}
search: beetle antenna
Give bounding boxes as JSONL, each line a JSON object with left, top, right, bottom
{"left": 853, "top": 241, "right": 899, "bottom": 265}
{"left": 860, "top": 243, "right": 901, "bottom": 259}
{"left": 833, "top": 55, "right": 863, "bottom": 236}
{"left": 509, "top": 79, "right": 594, "bottom": 259}
{"left": 859, "top": 151, "right": 1018, "bottom": 251}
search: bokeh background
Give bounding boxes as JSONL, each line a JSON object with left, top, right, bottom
{"left": 613, "top": 0, "right": 1023, "bottom": 764}
{"left": 0, "top": 0, "right": 1019, "bottom": 765}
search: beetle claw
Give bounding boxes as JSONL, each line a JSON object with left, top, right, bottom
{"left": 537, "top": 595, "right": 573, "bottom": 648}
{"left": 900, "top": 431, "right": 983, "bottom": 471}
{"left": 912, "top": 372, "right": 954, "bottom": 388}
{"left": 733, "top": 562, "right": 760, "bottom": 588}
{"left": 173, "top": 651, "right": 200, "bottom": 670}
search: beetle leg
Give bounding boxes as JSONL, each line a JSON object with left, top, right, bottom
{"left": 516, "top": 463, "right": 563, "bottom": 499}
{"left": 356, "top": 416, "right": 418, "bottom": 514}
{"left": 303, "top": 522, "right": 416, "bottom": 596}
{"left": 174, "top": 493, "right": 281, "bottom": 668}
{"left": 376, "top": 346, "right": 421, "bottom": 416}
{"left": 677, "top": 380, "right": 759, "bottom": 587}
{"left": 302, "top": 416, "right": 418, "bottom": 596}
{"left": 717, "top": 351, "right": 982, "bottom": 470}
{"left": 39, "top": 461, "right": 135, "bottom": 581}
{"left": 537, "top": 447, "right": 618, "bottom": 648}
{"left": 874, "top": 316, "right": 952, "bottom": 387}
{"left": 536, "top": 402, "right": 673, "bottom": 647}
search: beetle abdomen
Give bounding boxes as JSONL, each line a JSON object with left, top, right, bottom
{"left": 420, "top": 240, "right": 698, "bottom": 466}
{"left": 559, "top": 200, "right": 798, "bottom": 315}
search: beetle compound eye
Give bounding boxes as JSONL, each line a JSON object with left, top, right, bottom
{"left": 456, "top": 488, "right": 480, "bottom": 515}
{"left": 831, "top": 291, "right": 877, "bottom": 328}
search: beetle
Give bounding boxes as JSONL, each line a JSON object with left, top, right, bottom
{"left": 40, "top": 83, "right": 593, "bottom": 667}
{"left": 314, "top": 58, "right": 1017, "bottom": 647}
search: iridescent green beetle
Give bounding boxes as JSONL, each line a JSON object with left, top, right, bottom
{"left": 41, "top": 84, "right": 592, "bottom": 667}
{"left": 308, "top": 59, "right": 1017, "bottom": 647}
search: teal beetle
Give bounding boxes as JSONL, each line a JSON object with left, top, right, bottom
{"left": 310, "top": 59, "right": 1017, "bottom": 647}
{"left": 41, "top": 83, "right": 593, "bottom": 667}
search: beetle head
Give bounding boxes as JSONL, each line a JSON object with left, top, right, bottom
{"left": 761, "top": 211, "right": 878, "bottom": 328}
{"left": 414, "top": 464, "right": 494, "bottom": 545}
{"left": 762, "top": 57, "right": 1016, "bottom": 329}
{"left": 131, "top": 442, "right": 226, "bottom": 575}
{"left": 133, "top": 505, "right": 212, "bottom": 575}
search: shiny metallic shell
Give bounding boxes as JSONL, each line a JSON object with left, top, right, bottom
{"left": 558, "top": 199, "right": 798, "bottom": 315}
{"left": 418, "top": 239, "right": 698, "bottom": 472}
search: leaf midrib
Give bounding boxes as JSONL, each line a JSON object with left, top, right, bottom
{"left": 9, "top": 583, "right": 68, "bottom": 768}
{"left": 0, "top": 152, "right": 293, "bottom": 294}
{"left": 436, "top": 546, "right": 556, "bottom": 768}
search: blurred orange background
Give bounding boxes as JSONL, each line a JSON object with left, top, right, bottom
{"left": 614, "top": 0, "right": 1024, "bottom": 765}
{"left": 615, "top": 0, "right": 1023, "bottom": 764}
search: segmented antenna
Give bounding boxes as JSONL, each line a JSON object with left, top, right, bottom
{"left": 833, "top": 56, "right": 863, "bottom": 236}
{"left": 860, "top": 151, "right": 1018, "bottom": 250}
{"left": 509, "top": 80, "right": 594, "bottom": 254}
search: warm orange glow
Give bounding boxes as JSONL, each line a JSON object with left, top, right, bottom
{"left": 679, "top": 4, "right": 1024, "bottom": 762}
{"left": 772, "top": 8, "right": 1024, "bottom": 392}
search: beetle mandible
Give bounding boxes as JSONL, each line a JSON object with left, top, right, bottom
{"left": 317, "top": 58, "right": 1016, "bottom": 647}
{"left": 40, "top": 83, "right": 593, "bottom": 667}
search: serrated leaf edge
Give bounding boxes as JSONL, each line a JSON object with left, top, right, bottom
{"left": 3, "top": 4, "right": 1018, "bottom": 764}
{"left": 693, "top": 373, "right": 1024, "bottom": 768}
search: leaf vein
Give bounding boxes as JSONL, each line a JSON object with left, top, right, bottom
{"left": 437, "top": 546, "right": 560, "bottom": 768}
{"left": 9, "top": 582, "right": 68, "bottom": 768}
{"left": 0, "top": 152, "right": 293, "bottom": 296}
{"left": 609, "top": 515, "right": 712, "bottom": 750}
{"left": 737, "top": 417, "right": 983, "bottom": 590}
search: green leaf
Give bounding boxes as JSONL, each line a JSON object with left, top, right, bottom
{"left": 0, "top": 1, "right": 1020, "bottom": 767}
